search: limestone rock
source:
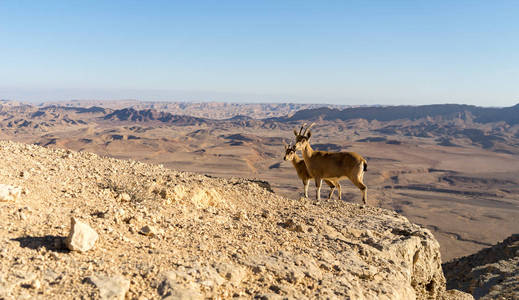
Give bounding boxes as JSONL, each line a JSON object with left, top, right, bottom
{"left": 65, "top": 217, "right": 99, "bottom": 252}
{"left": 0, "top": 184, "right": 22, "bottom": 202}
{"left": 190, "top": 187, "right": 222, "bottom": 208}
{"left": 87, "top": 275, "right": 130, "bottom": 300}
{"left": 29, "top": 279, "right": 41, "bottom": 289}
{"left": 216, "top": 263, "right": 248, "bottom": 285}
{"left": 158, "top": 272, "right": 202, "bottom": 300}
{"left": 117, "top": 192, "right": 131, "bottom": 201}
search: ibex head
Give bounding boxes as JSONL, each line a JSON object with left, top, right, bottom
{"left": 283, "top": 141, "right": 296, "bottom": 161}
{"left": 293, "top": 123, "right": 315, "bottom": 150}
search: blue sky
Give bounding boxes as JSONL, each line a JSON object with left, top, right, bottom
{"left": 1, "top": 1, "right": 518, "bottom": 106}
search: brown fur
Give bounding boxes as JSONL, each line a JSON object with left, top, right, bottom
{"left": 293, "top": 124, "right": 368, "bottom": 203}
{"left": 283, "top": 144, "right": 340, "bottom": 199}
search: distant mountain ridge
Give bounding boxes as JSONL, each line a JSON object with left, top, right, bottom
{"left": 4, "top": 99, "right": 518, "bottom": 125}
{"left": 103, "top": 108, "right": 208, "bottom": 125}
{"left": 105, "top": 103, "right": 519, "bottom": 126}
{"left": 39, "top": 100, "right": 348, "bottom": 119}
{"left": 282, "top": 104, "right": 519, "bottom": 125}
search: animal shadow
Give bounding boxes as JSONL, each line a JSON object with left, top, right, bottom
{"left": 11, "top": 235, "right": 68, "bottom": 253}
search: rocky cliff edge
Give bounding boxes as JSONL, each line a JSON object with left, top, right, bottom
{"left": 0, "top": 140, "right": 470, "bottom": 299}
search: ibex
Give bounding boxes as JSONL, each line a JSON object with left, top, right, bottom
{"left": 283, "top": 142, "right": 340, "bottom": 199}
{"left": 293, "top": 123, "right": 368, "bottom": 203}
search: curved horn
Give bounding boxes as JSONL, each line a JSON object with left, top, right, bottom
{"left": 303, "top": 123, "right": 315, "bottom": 136}
{"left": 298, "top": 123, "right": 307, "bottom": 136}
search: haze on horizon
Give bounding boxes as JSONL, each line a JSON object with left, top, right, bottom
{"left": 1, "top": 1, "right": 518, "bottom": 107}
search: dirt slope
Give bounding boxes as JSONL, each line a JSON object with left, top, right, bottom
{"left": 0, "top": 140, "right": 470, "bottom": 299}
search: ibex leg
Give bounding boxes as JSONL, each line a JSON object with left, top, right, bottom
{"left": 315, "top": 178, "right": 322, "bottom": 201}
{"left": 328, "top": 186, "right": 335, "bottom": 200}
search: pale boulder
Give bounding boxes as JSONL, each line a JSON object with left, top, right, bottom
{"left": 65, "top": 217, "right": 99, "bottom": 252}
{"left": 0, "top": 184, "right": 22, "bottom": 202}
{"left": 87, "top": 275, "right": 130, "bottom": 300}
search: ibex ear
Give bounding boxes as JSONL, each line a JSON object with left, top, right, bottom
{"left": 293, "top": 129, "right": 298, "bottom": 136}
{"left": 307, "top": 131, "right": 312, "bottom": 139}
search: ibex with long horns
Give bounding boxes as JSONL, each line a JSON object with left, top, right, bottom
{"left": 293, "top": 123, "right": 368, "bottom": 203}
{"left": 283, "top": 142, "right": 340, "bottom": 199}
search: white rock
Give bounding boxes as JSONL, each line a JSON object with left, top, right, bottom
{"left": 65, "top": 217, "right": 99, "bottom": 252}
{"left": 216, "top": 263, "right": 248, "bottom": 285}
{"left": 30, "top": 279, "right": 41, "bottom": 289}
{"left": 158, "top": 272, "right": 202, "bottom": 300}
{"left": 117, "top": 193, "right": 131, "bottom": 201}
{"left": 0, "top": 280, "right": 11, "bottom": 298}
{"left": 87, "top": 275, "right": 130, "bottom": 300}
{"left": 0, "top": 184, "right": 22, "bottom": 202}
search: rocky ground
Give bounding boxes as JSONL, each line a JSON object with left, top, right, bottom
{"left": 0, "top": 140, "right": 472, "bottom": 299}
{"left": 443, "top": 234, "right": 518, "bottom": 299}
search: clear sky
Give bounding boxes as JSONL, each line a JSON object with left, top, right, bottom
{"left": 1, "top": 1, "right": 518, "bottom": 106}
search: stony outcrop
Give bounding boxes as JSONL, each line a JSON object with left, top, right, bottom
{"left": 0, "top": 140, "right": 470, "bottom": 299}
{"left": 443, "top": 234, "right": 518, "bottom": 299}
